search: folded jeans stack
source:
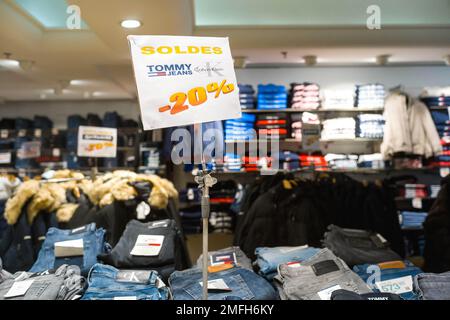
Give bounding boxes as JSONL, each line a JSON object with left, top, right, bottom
{"left": 224, "top": 153, "right": 242, "bottom": 172}
{"left": 238, "top": 84, "right": 256, "bottom": 110}
{"left": 321, "top": 117, "right": 356, "bottom": 140}
{"left": 401, "top": 211, "right": 427, "bottom": 230}
{"left": 289, "top": 82, "right": 320, "bottom": 111}
{"left": 254, "top": 245, "right": 321, "bottom": 281}
{"left": 323, "top": 224, "right": 401, "bottom": 267}
{"left": 224, "top": 113, "right": 256, "bottom": 141}
{"left": 273, "top": 248, "right": 372, "bottom": 300}
{"left": 257, "top": 84, "right": 287, "bottom": 110}
{"left": 209, "top": 211, "right": 234, "bottom": 234}
{"left": 355, "top": 84, "right": 385, "bottom": 108}
{"left": 413, "top": 271, "right": 450, "bottom": 300}
{"left": 356, "top": 114, "right": 384, "bottom": 139}
{"left": 81, "top": 263, "right": 169, "bottom": 300}
{"left": 353, "top": 260, "right": 422, "bottom": 300}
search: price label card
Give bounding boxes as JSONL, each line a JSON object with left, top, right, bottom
{"left": 5, "top": 279, "right": 34, "bottom": 298}
{"left": 77, "top": 126, "right": 117, "bottom": 158}
{"left": 130, "top": 235, "right": 164, "bottom": 256}
{"left": 0, "top": 152, "right": 12, "bottom": 164}
{"left": 52, "top": 148, "right": 61, "bottom": 157}
{"left": 412, "top": 198, "right": 422, "bottom": 209}
{"left": 375, "top": 276, "right": 413, "bottom": 295}
{"left": 317, "top": 285, "right": 342, "bottom": 300}
{"left": 199, "top": 279, "right": 231, "bottom": 291}
{"left": 210, "top": 252, "right": 237, "bottom": 266}
{"left": 1, "top": 129, "right": 8, "bottom": 139}
{"left": 128, "top": 35, "right": 241, "bottom": 130}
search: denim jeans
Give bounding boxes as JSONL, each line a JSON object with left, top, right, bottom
{"left": 413, "top": 271, "right": 450, "bottom": 300}
{"left": 29, "top": 223, "right": 107, "bottom": 276}
{"left": 353, "top": 260, "right": 422, "bottom": 300}
{"left": 331, "top": 289, "right": 402, "bottom": 300}
{"left": 0, "top": 264, "right": 85, "bottom": 300}
{"left": 169, "top": 266, "right": 279, "bottom": 300}
{"left": 255, "top": 246, "right": 321, "bottom": 280}
{"left": 274, "top": 248, "right": 372, "bottom": 300}
{"left": 98, "top": 219, "right": 176, "bottom": 269}
{"left": 323, "top": 224, "right": 401, "bottom": 267}
{"left": 196, "top": 246, "right": 253, "bottom": 270}
{"left": 81, "top": 263, "right": 169, "bottom": 300}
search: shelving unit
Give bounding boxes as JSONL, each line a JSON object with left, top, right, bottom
{"left": 242, "top": 107, "right": 384, "bottom": 113}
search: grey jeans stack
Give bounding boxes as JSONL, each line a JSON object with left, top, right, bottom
{"left": 274, "top": 248, "right": 372, "bottom": 300}
{"left": 196, "top": 246, "right": 253, "bottom": 270}
{"left": 0, "top": 264, "right": 86, "bottom": 300}
{"left": 414, "top": 272, "right": 450, "bottom": 300}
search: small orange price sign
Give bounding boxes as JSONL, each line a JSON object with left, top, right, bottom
{"left": 158, "top": 80, "right": 235, "bottom": 115}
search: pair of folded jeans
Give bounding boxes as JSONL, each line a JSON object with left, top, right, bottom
{"left": 353, "top": 260, "right": 422, "bottom": 300}
{"left": 255, "top": 246, "right": 321, "bottom": 280}
{"left": 29, "top": 223, "right": 108, "bottom": 276}
{"left": 323, "top": 224, "right": 401, "bottom": 267}
{"left": 0, "top": 264, "right": 86, "bottom": 300}
{"left": 81, "top": 263, "right": 169, "bottom": 300}
{"left": 413, "top": 271, "right": 450, "bottom": 300}
{"left": 169, "top": 266, "right": 279, "bottom": 300}
{"left": 274, "top": 248, "right": 372, "bottom": 300}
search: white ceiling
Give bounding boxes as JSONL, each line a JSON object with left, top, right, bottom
{"left": 0, "top": 0, "right": 449, "bottom": 101}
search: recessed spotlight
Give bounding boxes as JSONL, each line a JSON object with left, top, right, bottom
{"left": 0, "top": 59, "right": 19, "bottom": 68}
{"left": 121, "top": 20, "right": 142, "bottom": 29}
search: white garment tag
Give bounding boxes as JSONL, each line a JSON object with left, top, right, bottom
{"left": 18, "top": 129, "right": 26, "bottom": 137}
{"left": 34, "top": 129, "right": 42, "bottom": 138}
{"left": 54, "top": 239, "right": 84, "bottom": 257}
{"left": 375, "top": 275, "right": 413, "bottom": 294}
{"left": 317, "top": 284, "right": 342, "bottom": 300}
{"left": 52, "top": 148, "right": 61, "bottom": 157}
{"left": 440, "top": 168, "right": 450, "bottom": 178}
{"left": 376, "top": 233, "right": 387, "bottom": 244}
{"left": 52, "top": 128, "right": 59, "bottom": 135}
{"left": 5, "top": 279, "right": 34, "bottom": 298}
{"left": 287, "top": 262, "right": 301, "bottom": 268}
{"left": 156, "top": 277, "right": 166, "bottom": 289}
{"left": 447, "top": 107, "right": 450, "bottom": 119}
{"left": 0, "top": 130, "right": 8, "bottom": 139}
{"left": 279, "top": 245, "right": 309, "bottom": 254}
{"left": 113, "top": 296, "right": 137, "bottom": 300}
{"left": 136, "top": 201, "right": 151, "bottom": 220}
{"left": 130, "top": 235, "right": 164, "bottom": 256}
{"left": 412, "top": 198, "right": 422, "bottom": 209}
{"left": 187, "top": 188, "right": 195, "bottom": 200}
{"left": 199, "top": 279, "right": 230, "bottom": 290}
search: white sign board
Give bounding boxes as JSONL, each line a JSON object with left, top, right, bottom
{"left": 128, "top": 35, "right": 241, "bottom": 130}
{"left": 17, "top": 141, "right": 41, "bottom": 159}
{"left": 0, "top": 152, "right": 12, "bottom": 164}
{"left": 77, "top": 126, "right": 117, "bottom": 158}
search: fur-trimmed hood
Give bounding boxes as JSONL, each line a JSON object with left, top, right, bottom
{"left": 4, "top": 180, "right": 40, "bottom": 225}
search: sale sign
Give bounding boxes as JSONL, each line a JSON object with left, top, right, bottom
{"left": 77, "top": 126, "right": 117, "bottom": 158}
{"left": 128, "top": 35, "right": 241, "bottom": 130}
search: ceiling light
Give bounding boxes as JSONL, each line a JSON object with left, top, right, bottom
{"left": 233, "top": 56, "right": 247, "bottom": 69}
{"left": 376, "top": 54, "right": 391, "bottom": 65}
{"left": 40, "top": 93, "right": 47, "bottom": 99}
{"left": 444, "top": 55, "right": 450, "bottom": 66}
{"left": 121, "top": 19, "right": 142, "bottom": 29}
{"left": 0, "top": 59, "right": 19, "bottom": 68}
{"left": 303, "top": 55, "right": 317, "bottom": 66}
{"left": 19, "top": 60, "right": 34, "bottom": 71}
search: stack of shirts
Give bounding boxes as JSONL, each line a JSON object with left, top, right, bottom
{"left": 358, "top": 153, "right": 385, "bottom": 169}
{"left": 321, "top": 117, "right": 356, "bottom": 140}
{"left": 355, "top": 84, "right": 385, "bottom": 108}
{"left": 257, "top": 84, "right": 287, "bottom": 110}
{"left": 353, "top": 260, "right": 423, "bottom": 300}
{"left": 289, "top": 82, "right": 320, "bottom": 110}
{"left": 299, "top": 154, "right": 327, "bottom": 169}
{"left": 323, "top": 225, "right": 401, "bottom": 267}
{"left": 290, "top": 114, "right": 302, "bottom": 141}
{"left": 429, "top": 185, "right": 441, "bottom": 198}
{"left": 209, "top": 211, "right": 234, "bottom": 234}
{"left": 242, "top": 156, "right": 259, "bottom": 172}
{"left": 224, "top": 153, "right": 242, "bottom": 172}
{"left": 321, "top": 90, "right": 355, "bottom": 109}
{"left": 356, "top": 114, "right": 384, "bottom": 139}
{"left": 255, "top": 113, "right": 289, "bottom": 138}
{"left": 179, "top": 208, "right": 202, "bottom": 234}
{"left": 254, "top": 245, "right": 320, "bottom": 281}
{"left": 210, "top": 158, "right": 224, "bottom": 172}
{"left": 302, "top": 111, "right": 321, "bottom": 125}
{"left": 209, "top": 180, "right": 237, "bottom": 205}
{"left": 276, "top": 151, "right": 301, "bottom": 171}
{"left": 273, "top": 248, "right": 372, "bottom": 300}
{"left": 421, "top": 96, "right": 450, "bottom": 108}
{"left": 325, "top": 154, "right": 358, "bottom": 169}
{"left": 224, "top": 113, "right": 256, "bottom": 141}
{"left": 429, "top": 109, "right": 450, "bottom": 166}
{"left": 238, "top": 84, "right": 256, "bottom": 109}
{"left": 398, "top": 184, "right": 429, "bottom": 199}
{"left": 401, "top": 211, "right": 427, "bottom": 230}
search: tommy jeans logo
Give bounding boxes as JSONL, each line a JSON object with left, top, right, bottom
{"left": 146, "top": 64, "right": 192, "bottom": 77}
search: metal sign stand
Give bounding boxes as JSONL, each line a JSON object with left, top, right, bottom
{"left": 193, "top": 123, "right": 217, "bottom": 300}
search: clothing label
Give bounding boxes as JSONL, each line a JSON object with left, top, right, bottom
{"left": 52, "top": 128, "right": 59, "bottom": 135}
{"left": 113, "top": 296, "right": 137, "bottom": 300}
{"left": 208, "top": 264, "right": 234, "bottom": 273}
{"left": 77, "top": 126, "right": 117, "bottom": 158}
{"left": 317, "top": 285, "right": 342, "bottom": 300}
{"left": 280, "top": 245, "right": 308, "bottom": 254}
{"left": 447, "top": 107, "right": 450, "bottom": 119}
{"left": 136, "top": 201, "right": 151, "bottom": 220}
{"left": 5, "top": 279, "right": 34, "bottom": 298}
{"left": 156, "top": 277, "right": 166, "bottom": 289}
{"left": 412, "top": 198, "right": 422, "bottom": 209}
{"left": 378, "top": 260, "right": 406, "bottom": 270}
{"left": 440, "top": 168, "right": 450, "bottom": 178}
{"left": 187, "top": 188, "right": 195, "bottom": 200}
{"left": 0, "top": 152, "right": 12, "bottom": 164}
{"left": 287, "top": 262, "right": 301, "bottom": 268}
{"left": 210, "top": 252, "right": 237, "bottom": 266}
{"left": 312, "top": 260, "right": 339, "bottom": 276}
{"left": 0, "top": 130, "right": 8, "bottom": 139}
{"left": 18, "top": 129, "right": 26, "bottom": 137}
{"left": 116, "top": 270, "right": 152, "bottom": 284}
{"left": 17, "top": 141, "right": 41, "bottom": 159}
{"left": 130, "top": 235, "right": 164, "bottom": 256}
{"left": 34, "top": 129, "right": 42, "bottom": 138}
{"left": 54, "top": 239, "right": 84, "bottom": 257}
{"left": 375, "top": 276, "right": 413, "bottom": 294}
{"left": 376, "top": 233, "right": 388, "bottom": 244}
{"left": 71, "top": 226, "right": 87, "bottom": 234}
{"left": 199, "top": 279, "right": 231, "bottom": 291}
{"left": 149, "top": 220, "right": 169, "bottom": 228}
{"left": 52, "top": 148, "right": 61, "bottom": 157}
